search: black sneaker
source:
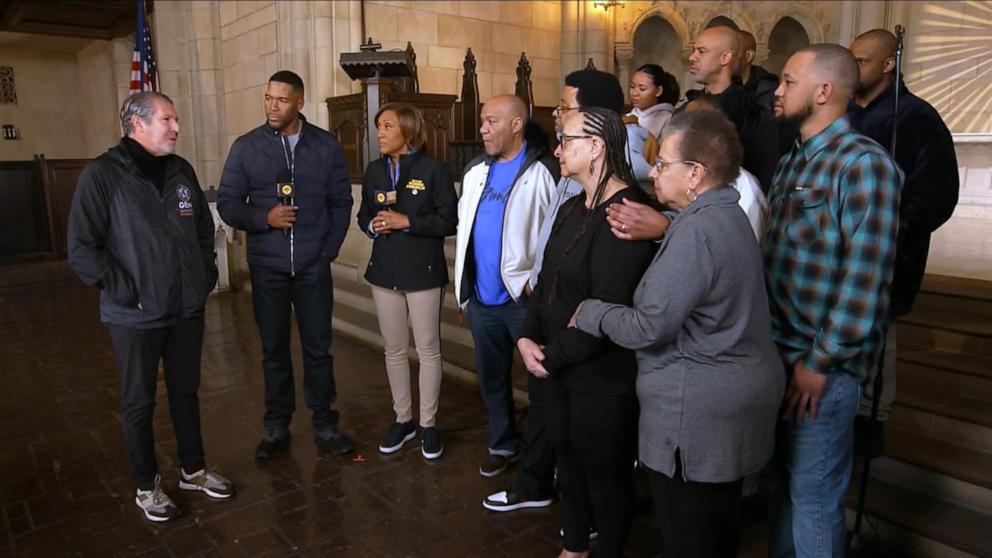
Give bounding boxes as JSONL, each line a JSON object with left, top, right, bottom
{"left": 379, "top": 421, "right": 416, "bottom": 454}
{"left": 255, "top": 430, "right": 291, "bottom": 460}
{"left": 315, "top": 427, "right": 356, "bottom": 455}
{"left": 483, "top": 489, "right": 553, "bottom": 512}
{"left": 479, "top": 452, "right": 520, "bottom": 478}
{"left": 421, "top": 427, "right": 443, "bottom": 460}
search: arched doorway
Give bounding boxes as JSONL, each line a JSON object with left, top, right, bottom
{"left": 766, "top": 16, "right": 810, "bottom": 75}
{"left": 629, "top": 15, "right": 682, "bottom": 97}
{"left": 705, "top": 16, "right": 739, "bottom": 30}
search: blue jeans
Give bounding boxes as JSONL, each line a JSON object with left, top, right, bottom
{"left": 770, "top": 372, "right": 861, "bottom": 558}
{"left": 466, "top": 296, "right": 526, "bottom": 455}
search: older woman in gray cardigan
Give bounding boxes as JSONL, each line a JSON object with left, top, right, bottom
{"left": 574, "top": 110, "right": 785, "bottom": 558}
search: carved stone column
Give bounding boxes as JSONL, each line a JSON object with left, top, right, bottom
{"left": 615, "top": 44, "right": 635, "bottom": 101}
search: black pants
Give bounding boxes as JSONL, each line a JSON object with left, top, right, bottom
{"left": 250, "top": 260, "right": 338, "bottom": 434}
{"left": 646, "top": 457, "right": 743, "bottom": 558}
{"left": 546, "top": 382, "right": 638, "bottom": 556}
{"left": 107, "top": 316, "right": 206, "bottom": 491}
{"left": 511, "top": 374, "right": 556, "bottom": 499}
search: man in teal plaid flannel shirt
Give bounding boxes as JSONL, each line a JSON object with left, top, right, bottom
{"left": 764, "top": 44, "right": 901, "bottom": 558}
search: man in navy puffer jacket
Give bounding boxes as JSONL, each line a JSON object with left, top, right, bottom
{"left": 218, "top": 70, "right": 354, "bottom": 459}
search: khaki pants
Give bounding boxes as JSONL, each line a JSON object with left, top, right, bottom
{"left": 370, "top": 285, "right": 444, "bottom": 427}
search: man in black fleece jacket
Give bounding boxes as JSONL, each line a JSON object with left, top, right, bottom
{"left": 218, "top": 70, "right": 355, "bottom": 460}
{"left": 68, "top": 92, "right": 234, "bottom": 522}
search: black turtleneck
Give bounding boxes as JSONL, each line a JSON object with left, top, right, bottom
{"left": 122, "top": 136, "right": 168, "bottom": 195}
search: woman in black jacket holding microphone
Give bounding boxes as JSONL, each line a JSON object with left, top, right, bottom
{"left": 357, "top": 103, "right": 458, "bottom": 460}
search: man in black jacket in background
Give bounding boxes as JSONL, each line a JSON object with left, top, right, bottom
{"left": 68, "top": 92, "right": 234, "bottom": 523}
{"left": 736, "top": 30, "right": 779, "bottom": 110}
{"left": 218, "top": 71, "right": 355, "bottom": 460}
{"left": 848, "top": 29, "right": 959, "bottom": 452}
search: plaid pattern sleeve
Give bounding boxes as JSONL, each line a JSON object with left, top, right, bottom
{"left": 764, "top": 116, "right": 902, "bottom": 380}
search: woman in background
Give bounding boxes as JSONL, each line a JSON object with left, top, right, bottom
{"left": 628, "top": 63, "right": 678, "bottom": 139}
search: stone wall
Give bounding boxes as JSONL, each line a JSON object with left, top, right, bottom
{"left": 138, "top": 0, "right": 992, "bottom": 283}
{"left": 363, "top": 0, "right": 563, "bottom": 105}
{"left": 0, "top": 49, "right": 86, "bottom": 160}
{"left": 76, "top": 38, "right": 133, "bottom": 159}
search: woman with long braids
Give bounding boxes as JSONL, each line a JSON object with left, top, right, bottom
{"left": 573, "top": 110, "right": 784, "bottom": 558}
{"left": 516, "top": 107, "right": 656, "bottom": 558}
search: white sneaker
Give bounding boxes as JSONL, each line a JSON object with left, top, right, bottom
{"left": 178, "top": 468, "right": 235, "bottom": 499}
{"left": 135, "top": 474, "right": 178, "bottom": 522}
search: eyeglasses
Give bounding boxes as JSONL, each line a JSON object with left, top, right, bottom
{"left": 556, "top": 132, "right": 595, "bottom": 145}
{"left": 553, "top": 105, "right": 580, "bottom": 116}
{"left": 654, "top": 158, "right": 710, "bottom": 173}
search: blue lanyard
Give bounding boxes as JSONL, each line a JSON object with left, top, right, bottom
{"left": 388, "top": 157, "right": 400, "bottom": 189}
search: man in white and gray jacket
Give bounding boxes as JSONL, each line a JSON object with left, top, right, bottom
{"left": 455, "top": 94, "right": 559, "bottom": 478}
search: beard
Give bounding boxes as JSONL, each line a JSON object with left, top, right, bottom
{"left": 774, "top": 99, "right": 813, "bottom": 127}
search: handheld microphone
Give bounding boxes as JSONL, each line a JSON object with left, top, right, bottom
{"left": 276, "top": 169, "right": 294, "bottom": 237}
{"left": 373, "top": 189, "right": 397, "bottom": 209}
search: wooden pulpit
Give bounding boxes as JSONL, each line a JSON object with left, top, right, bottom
{"left": 328, "top": 40, "right": 456, "bottom": 181}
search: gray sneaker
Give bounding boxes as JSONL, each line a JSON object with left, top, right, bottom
{"left": 178, "top": 468, "right": 235, "bottom": 499}
{"left": 135, "top": 474, "right": 178, "bottom": 522}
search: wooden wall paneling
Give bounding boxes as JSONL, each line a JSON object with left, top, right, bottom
{"left": 38, "top": 156, "right": 90, "bottom": 259}
{"left": 326, "top": 93, "right": 365, "bottom": 181}
{"left": 0, "top": 160, "right": 48, "bottom": 259}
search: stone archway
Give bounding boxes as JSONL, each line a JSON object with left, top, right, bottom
{"left": 705, "top": 15, "right": 740, "bottom": 30}
{"left": 766, "top": 16, "right": 810, "bottom": 75}
{"left": 614, "top": 5, "right": 691, "bottom": 105}
{"left": 627, "top": 15, "right": 683, "bottom": 97}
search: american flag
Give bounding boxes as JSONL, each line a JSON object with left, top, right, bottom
{"left": 129, "top": 0, "right": 159, "bottom": 94}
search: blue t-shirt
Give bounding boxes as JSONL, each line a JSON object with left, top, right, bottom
{"left": 472, "top": 143, "right": 527, "bottom": 305}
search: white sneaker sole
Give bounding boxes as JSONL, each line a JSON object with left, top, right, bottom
{"left": 483, "top": 495, "right": 553, "bottom": 512}
{"left": 135, "top": 497, "right": 175, "bottom": 522}
{"left": 378, "top": 430, "right": 417, "bottom": 454}
{"left": 178, "top": 479, "right": 234, "bottom": 499}
{"left": 421, "top": 445, "right": 444, "bottom": 460}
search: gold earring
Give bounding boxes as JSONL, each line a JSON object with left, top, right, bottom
{"left": 589, "top": 161, "right": 595, "bottom": 175}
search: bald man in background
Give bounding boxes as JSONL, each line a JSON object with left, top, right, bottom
{"left": 736, "top": 30, "right": 780, "bottom": 110}
{"left": 687, "top": 25, "right": 740, "bottom": 98}
{"left": 848, "top": 28, "right": 959, "bottom": 455}
{"left": 766, "top": 44, "right": 901, "bottom": 558}
{"left": 454, "top": 94, "right": 559, "bottom": 477}
{"left": 687, "top": 25, "right": 780, "bottom": 189}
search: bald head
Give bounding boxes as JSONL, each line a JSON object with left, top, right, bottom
{"left": 485, "top": 94, "right": 529, "bottom": 122}
{"left": 689, "top": 26, "right": 740, "bottom": 90}
{"left": 736, "top": 30, "right": 757, "bottom": 77}
{"left": 480, "top": 94, "right": 529, "bottom": 160}
{"left": 739, "top": 30, "right": 757, "bottom": 54}
{"left": 701, "top": 25, "right": 740, "bottom": 55}
{"left": 853, "top": 29, "right": 897, "bottom": 58}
